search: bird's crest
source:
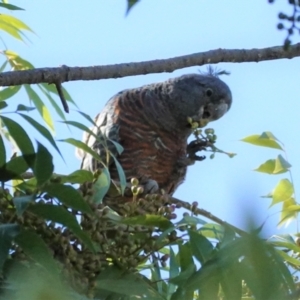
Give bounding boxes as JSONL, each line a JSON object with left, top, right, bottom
{"left": 199, "top": 65, "right": 230, "bottom": 78}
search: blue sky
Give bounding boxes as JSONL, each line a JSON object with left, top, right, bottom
{"left": 2, "top": 1, "right": 300, "bottom": 236}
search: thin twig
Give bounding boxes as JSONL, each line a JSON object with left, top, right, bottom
{"left": 54, "top": 81, "right": 69, "bottom": 113}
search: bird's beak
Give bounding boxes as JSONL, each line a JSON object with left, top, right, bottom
{"left": 211, "top": 102, "right": 229, "bottom": 121}
{"left": 198, "top": 101, "right": 229, "bottom": 127}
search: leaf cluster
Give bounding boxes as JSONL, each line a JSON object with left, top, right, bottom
{"left": 242, "top": 131, "right": 298, "bottom": 227}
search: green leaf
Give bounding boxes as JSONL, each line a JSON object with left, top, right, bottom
{"left": 5, "top": 50, "right": 34, "bottom": 70}
{"left": 96, "top": 274, "right": 163, "bottom": 299}
{"left": 274, "top": 154, "right": 292, "bottom": 174}
{"left": 76, "top": 110, "right": 97, "bottom": 127}
{"left": 170, "top": 264, "right": 195, "bottom": 287}
{"left": 24, "top": 85, "right": 54, "bottom": 132}
{"left": 0, "top": 3, "right": 24, "bottom": 10}
{"left": 276, "top": 249, "right": 300, "bottom": 266}
{"left": 19, "top": 113, "right": 63, "bottom": 159}
{"left": 189, "top": 230, "right": 214, "bottom": 264}
{"left": 62, "top": 120, "right": 124, "bottom": 161}
{"left": 255, "top": 159, "right": 277, "bottom": 174}
{"left": 61, "top": 120, "right": 96, "bottom": 136}
{"left": 0, "top": 19, "right": 22, "bottom": 40}
{"left": 199, "top": 223, "right": 224, "bottom": 240}
{"left": 33, "top": 142, "right": 53, "bottom": 186}
{"left": 280, "top": 204, "right": 300, "bottom": 213}
{"left": 62, "top": 120, "right": 106, "bottom": 154}
{"left": 219, "top": 262, "right": 242, "bottom": 300}
{"left": 126, "top": 0, "right": 140, "bottom": 15}
{"left": 1, "top": 116, "right": 35, "bottom": 165}
{"left": 0, "top": 133, "right": 6, "bottom": 167}
{"left": 42, "top": 183, "right": 92, "bottom": 214}
{"left": 110, "top": 153, "right": 126, "bottom": 195}
{"left": 271, "top": 179, "right": 294, "bottom": 206}
{"left": 14, "top": 177, "right": 37, "bottom": 194}
{"left": 156, "top": 225, "right": 177, "bottom": 244}
{"left": 0, "top": 155, "right": 29, "bottom": 181}
{"left": 60, "top": 138, "right": 104, "bottom": 166}
{"left": 95, "top": 266, "right": 124, "bottom": 299}
{"left": 16, "top": 104, "right": 35, "bottom": 112}
{"left": 279, "top": 197, "right": 297, "bottom": 227}
{"left": 0, "top": 60, "right": 8, "bottom": 72}
{"left": 269, "top": 236, "right": 300, "bottom": 253}
{"left": 122, "top": 214, "right": 173, "bottom": 230}
{"left": 176, "top": 215, "right": 206, "bottom": 227}
{"left": 168, "top": 247, "right": 179, "bottom": 295}
{"left": 241, "top": 132, "right": 283, "bottom": 150}
{"left": 41, "top": 83, "right": 75, "bottom": 105}
{"left": 0, "top": 85, "right": 21, "bottom": 101}
{"left": 109, "top": 139, "right": 124, "bottom": 155}
{"left": 15, "top": 229, "right": 60, "bottom": 275}
{"left": 28, "top": 203, "right": 95, "bottom": 252}
{"left": 272, "top": 234, "right": 296, "bottom": 244}
{"left": 90, "top": 167, "right": 111, "bottom": 203}
{"left": 169, "top": 246, "right": 179, "bottom": 278}
{"left": 13, "top": 194, "right": 34, "bottom": 216}
{"left": 64, "top": 120, "right": 123, "bottom": 152}
{"left": 238, "top": 241, "right": 294, "bottom": 299}
{"left": 0, "top": 224, "right": 20, "bottom": 271}
{"left": 61, "top": 86, "right": 74, "bottom": 103}
{"left": 45, "top": 83, "right": 69, "bottom": 98}
{"left": 0, "top": 101, "right": 7, "bottom": 109}
{"left": 272, "top": 251, "right": 297, "bottom": 294}
{"left": 184, "top": 242, "right": 239, "bottom": 293}
{"left": 38, "top": 84, "right": 66, "bottom": 121}
{"left": 151, "top": 264, "right": 163, "bottom": 294}
{"left": 61, "top": 169, "right": 93, "bottom": 184}
{"left": 0, "top": 14, "right": 32, "bottom": 32}
{"left": 0, "top": 156, "right": 29, "bottom": 182}
{"left": 179, "top": 242, "right": 194, "bottom": 272}
{"left": 220, "top": 225, "right": 236, "bottom": 248}
{"left": 255, "top": 156, "right": 292, "bottom": 175}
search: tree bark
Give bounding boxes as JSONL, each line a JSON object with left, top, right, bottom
{"left": 0, "top": 43, "right": 300, "bottom": 86}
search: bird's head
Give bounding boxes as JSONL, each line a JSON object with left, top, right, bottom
{"left": 165, "top": 73, "right": 232, "bottom": 135}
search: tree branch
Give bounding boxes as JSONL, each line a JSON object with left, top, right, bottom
{"left": 169, "top": 196, "right": 247, "bottom": 236}
{"left": 1, "top": 43, "right": 300, "bottom": 86}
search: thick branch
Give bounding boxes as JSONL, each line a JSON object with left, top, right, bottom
{"left": 1, "top": 43, "right": 300, "bottom": 86}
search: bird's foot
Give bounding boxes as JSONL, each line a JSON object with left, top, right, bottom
{"left": 125, "top": 178, "right": 159, "bottom": 197}
{"left": 187, "top": 139, "right": 209, "bottom": 162}
{"left": 142, "top": 179, "right": 159, "bottom": 194}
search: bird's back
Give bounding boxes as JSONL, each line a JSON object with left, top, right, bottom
{"left": 81, "top": 85, "right": 189, "bottom": 195}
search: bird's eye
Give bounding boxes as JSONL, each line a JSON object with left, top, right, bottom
{"left": 205, "top": 88, "right": 213, "bottom": 97}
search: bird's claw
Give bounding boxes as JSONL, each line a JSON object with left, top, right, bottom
{"left": 143, "top": 179, "right": 159, "bottom": 194}
{"left": 187, "top": 139, "right": 209, "bottom": 161}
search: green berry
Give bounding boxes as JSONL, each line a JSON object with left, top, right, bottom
{"left": 204, "top": 128, "right": 214, "bottom": 135}
{"left": 131, "top": 177, "right": 139, "bottom": 186}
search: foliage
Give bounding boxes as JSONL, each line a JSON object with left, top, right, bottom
{"left": 0, "top": 1, "right": 300, "bottom": 300}
{"left": 241, "top": 131, "right": 297, "bottom": 227}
